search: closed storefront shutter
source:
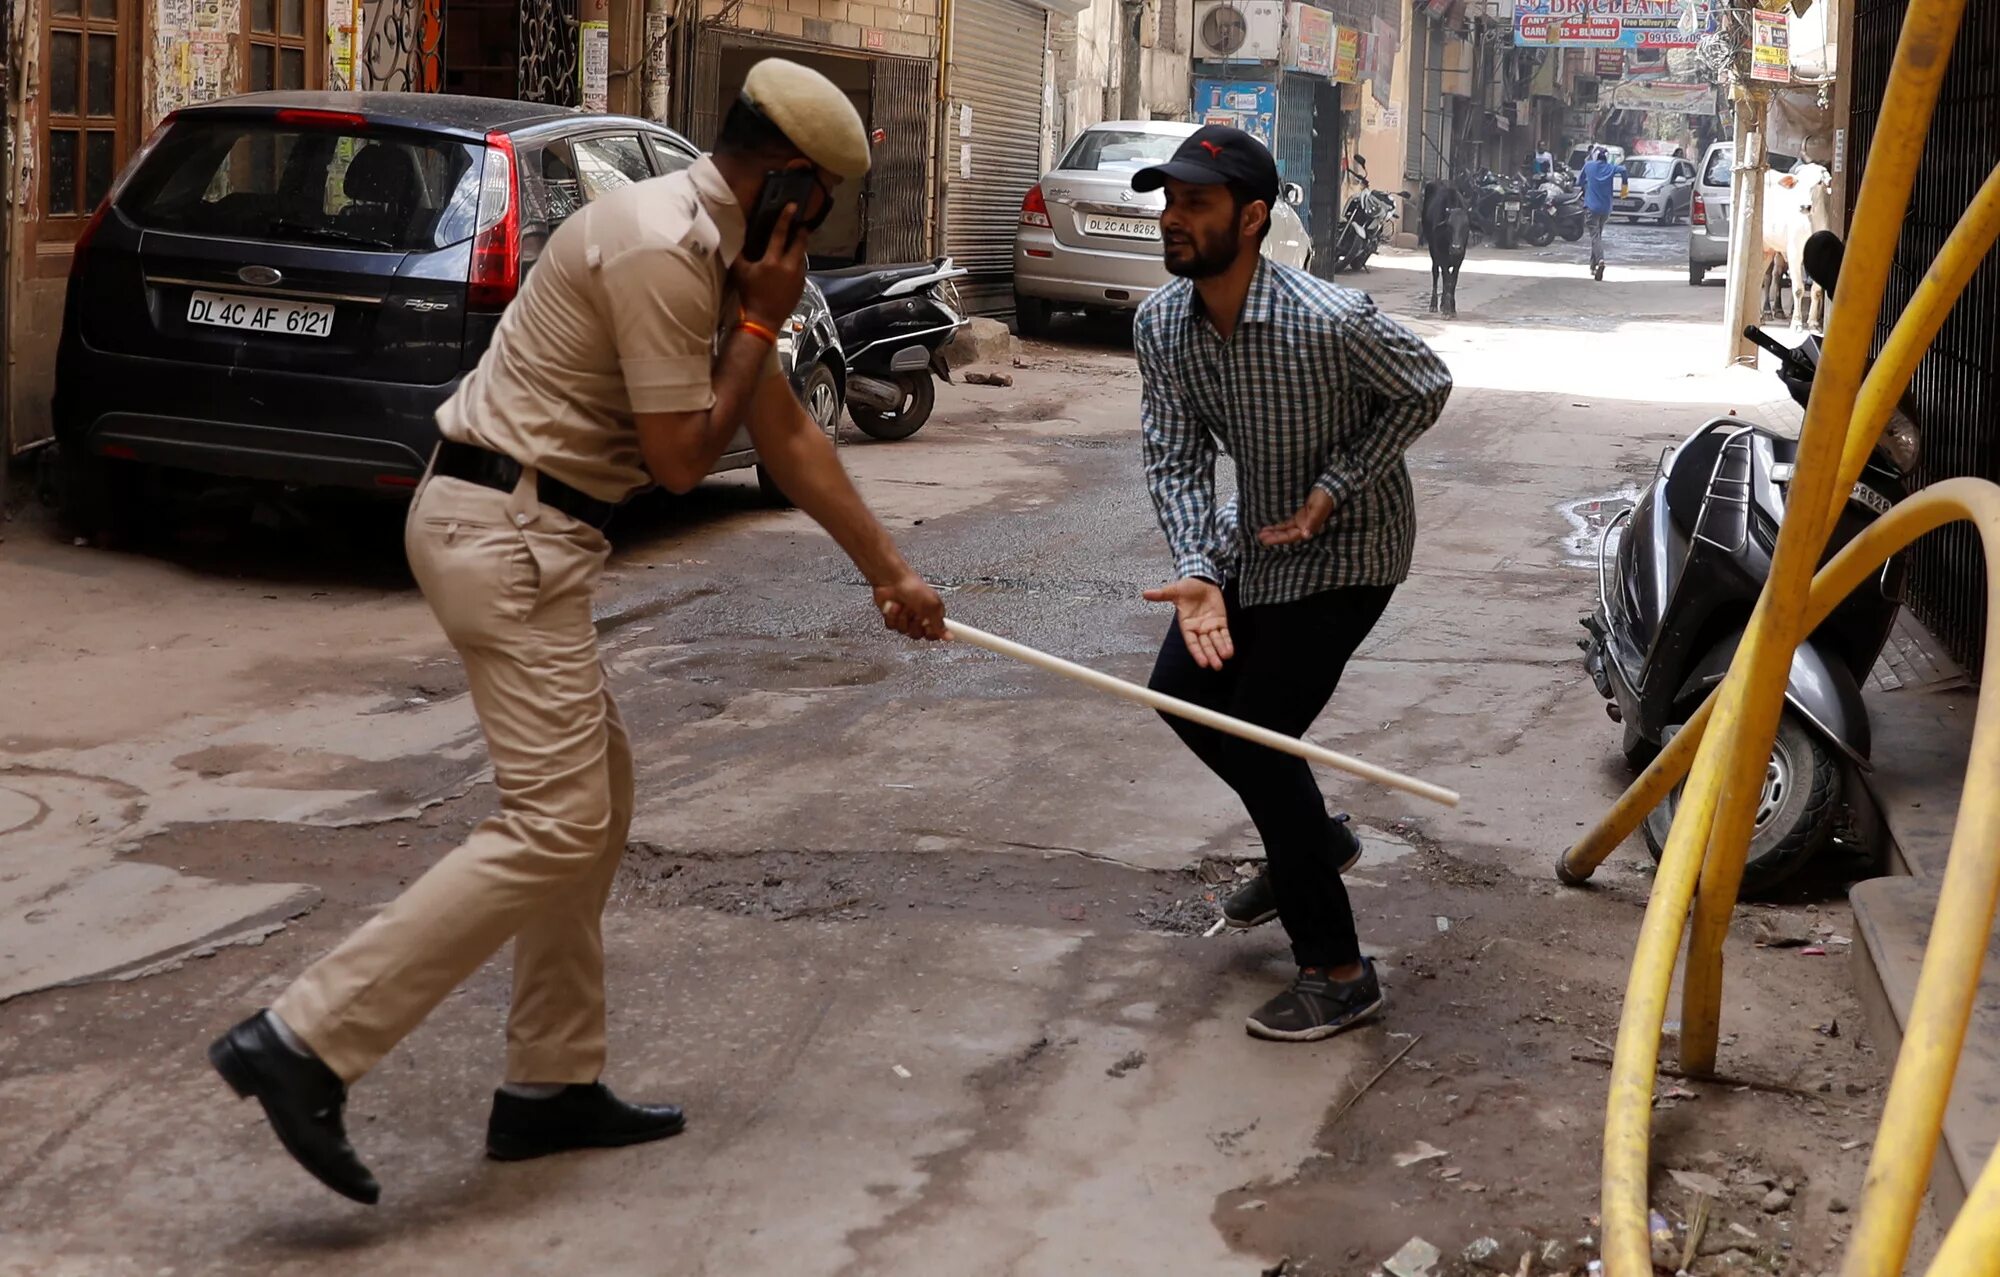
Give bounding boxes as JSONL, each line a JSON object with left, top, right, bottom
{"left": 945, "top": 0, "right": 1047, "bottom": 313}
{"left": 868, "top": 57, "right": 936, "bottom": 263}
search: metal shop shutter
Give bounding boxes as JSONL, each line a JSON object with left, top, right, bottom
{"left": 945, "top": 0, "right": 1047, "bottom": 312}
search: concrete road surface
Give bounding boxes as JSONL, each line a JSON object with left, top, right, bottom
{"left": 0, "top": 224, "right": 1892, "bottom": 1275}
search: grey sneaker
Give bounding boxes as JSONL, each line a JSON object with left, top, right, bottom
{"left": 1220, "top": 816, "right": 1363, "bottom": 930}
{"left": 1245, "top": 958, "right": 1385, "bottom": 1043}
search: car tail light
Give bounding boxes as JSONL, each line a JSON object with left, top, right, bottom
{"left": 468, "top": 131, "right": 520, "bottom": 310}
{"left": 1691, "top": 196, "right": 1706, "bottom": 228}
{"left": 1020, "top": 184, "right": 1052, "bottom": 228}
{"left": 70, "top": 111, "right": 178, "bottom": 277}
{"left": 274, "top": 108, "right": 369, "bottom": 130}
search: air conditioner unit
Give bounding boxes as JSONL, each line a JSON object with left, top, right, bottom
{"left": 1193, "top": 0, "right": 1283, "bottom": 62}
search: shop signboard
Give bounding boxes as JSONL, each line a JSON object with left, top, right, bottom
{"left": 1751, "top": 8, "right": 1791, "bottom": 83}
{"left": 1513, "top": 0, "right": 1713, "bottom": 49}
{"left": 1331, "top": 25, "right": 1361, "bottom": 83}
{"left": 1601, "top": 78, "right": 1718, "bottom": 114}
{"left": 1195, "top": 80, "right": 1278, "bottom": 150}
{"left": 1595, "top": 48, "right": 1624, "bottom": 79}
{"left": 1284, "top": 4, "right": 1335, "bottom": 75}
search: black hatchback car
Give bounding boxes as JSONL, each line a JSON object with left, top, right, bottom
{"left": 53, "top": 92, "right": 845, "bottom": 532}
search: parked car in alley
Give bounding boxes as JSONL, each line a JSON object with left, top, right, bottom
{"left": 52, "top": 92, "right": 846, "bottom": 535}
{"left": 1011, "top": 120, "right": 1313, "bottom": 336}
{"left": 1687, "top": 140, "right": 1800, "bottom": 286}
{"left": 1614, "top": 154, "right": 1697, "bottom": 225}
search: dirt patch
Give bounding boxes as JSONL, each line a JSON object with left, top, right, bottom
{"left": 615, "top": 841, "right": 1198, "bottom": 933}
{"left": 1208, "top": 841, "right": 1884, "bottom": 1277}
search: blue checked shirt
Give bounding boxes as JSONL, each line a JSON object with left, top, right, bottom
{"left": 1135, "top": 259, "right": 1453, "bottom": 606}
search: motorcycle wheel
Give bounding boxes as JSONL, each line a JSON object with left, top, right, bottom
{"left": 1642, "top": 713, "right": 1839, "bottom": 897}
{"left": 1559, "top": 224, "right": 1583, "bottom": 242}
{"left": 1525, "top": 222, "right": 1555, "bottom": 248}
{"left": 849, "top": 373, "right": 936, "bottom": 441}
{"left": 759, "top": 361, "right": 842, "bottom": 506}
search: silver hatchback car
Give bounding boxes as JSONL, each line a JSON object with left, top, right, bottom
{"left": 1012, "top": 120, "right": 1313, "bottom": 336}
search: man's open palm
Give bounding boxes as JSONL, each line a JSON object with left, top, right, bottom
{"left": 1257, "top": 488, "right": 1335, "bottom": 546}
{"left": 1143, "top": 578, "right": 1234, "bottom": 671}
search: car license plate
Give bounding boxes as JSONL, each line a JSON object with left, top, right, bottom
{"left": 1081, "top": 215, "right": 1160, "bottom": 241}
{"left": 187, "top": 289, "right": 334, "bottom": 338}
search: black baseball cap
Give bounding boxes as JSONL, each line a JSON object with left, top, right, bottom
{"left": 1132, "top": 125, "right": 1280, "bottom": 205}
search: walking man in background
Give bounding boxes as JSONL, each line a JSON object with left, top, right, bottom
{"left": 207, "top": 59, "right": 946, "bottom": 1204}
{"left": 1582, "top": 147, "right": 1628, "bottom": 282}
{"left": 1129, "top": 125, "right": 1452, "bottom": 1043}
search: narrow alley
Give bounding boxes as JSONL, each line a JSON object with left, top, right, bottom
{"left": 0, "top": 227, "right": 1895, "bottom": 1276}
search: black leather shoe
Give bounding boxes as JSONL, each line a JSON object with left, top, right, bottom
{"left": 486, "top": 1083, "right": 686, "bottom": 1162}
{"left": 208, "top": 1011, "right": 380, "bottom": 1205}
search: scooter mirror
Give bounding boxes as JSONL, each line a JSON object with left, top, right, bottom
{"left": 1801, "top": 230, "right": 1845, "bottom": 294}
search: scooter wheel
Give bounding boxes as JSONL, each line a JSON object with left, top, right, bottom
{"left": 850, "top": 373, "right": 936, "bottom": 441}
{"left": 1641, "top": 713, "right": 1838, "bottom": 897}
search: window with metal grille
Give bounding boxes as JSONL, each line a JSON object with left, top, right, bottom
{"left": 42, "top": 0, "right": 130, "bottom": 230}
{"left": 1849, "top": 0, "right": 2000, "bottom": 675}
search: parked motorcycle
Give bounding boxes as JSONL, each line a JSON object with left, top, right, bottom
{"left": 1456, "top": 170, "right": 1524, "bottom": 249}
{"left": 808, "top": 257, "right": 969, "bottom": 441}
{"left": 1333, "top": 165, "right": 1411, "bottom": 273}
{"left": 1577, "top": 232, "right": 1920, "bottom": 895}
{"left": 1525, "top": 181, "right": 1587, "bottom": 246}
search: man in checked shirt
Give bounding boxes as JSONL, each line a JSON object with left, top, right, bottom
{"left": 1131, "top": 126, "right": 1453, "bottom": 1042}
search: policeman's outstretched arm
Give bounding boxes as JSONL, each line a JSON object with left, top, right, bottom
{"left": 744, "top": 373, "right": 946, "bottom": 642}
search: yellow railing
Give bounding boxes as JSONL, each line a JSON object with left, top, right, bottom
{"left": 1549, "top": 1, "right": 2000, "bottom": 1272}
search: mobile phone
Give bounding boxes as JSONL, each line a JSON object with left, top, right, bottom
{"left": 743, "top": 168, "right": 817, "bottom": 261}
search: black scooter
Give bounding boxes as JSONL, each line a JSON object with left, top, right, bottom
{"left": 808, "top": 257, "right": 969, "bottom": 441}
{"left": 1577, "top": 232, "right": 1922, "bottom": 894}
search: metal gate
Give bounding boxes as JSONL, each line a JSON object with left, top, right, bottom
{"left": 944, "top": 0, "right": 1046, "bottom": 314}
{"left": 867, "top": 57, "right": 935, "bottom": 263}
{"left": 1848, "top": 0, "right": 2000, "bottom": 674}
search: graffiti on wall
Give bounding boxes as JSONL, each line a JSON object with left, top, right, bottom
{"left": 519, "top": 0, "right": 581, "bottom": 105}
{"left": 360, "top": 0, "right": 443, "bottom": 92}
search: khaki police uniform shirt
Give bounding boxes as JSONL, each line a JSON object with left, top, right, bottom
{"left": 436, "top": 157, "right": 781, "bottom": 504}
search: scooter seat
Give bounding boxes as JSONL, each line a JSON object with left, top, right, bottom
{"left": 810, "top": 261, "right": 944, "bottom": 314}
{"left": 1664, "top": 419, "right": 1752, "bottom": 538}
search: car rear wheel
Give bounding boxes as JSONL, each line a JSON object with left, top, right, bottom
{"left": 1689, "top": 263, "right": 1707, "bottom": 286}
{"left": 1015, "top": 295, "right": 1052, "bottom": 339}
{"left": 54, "top": 445, "right": 153, "bottom": 545}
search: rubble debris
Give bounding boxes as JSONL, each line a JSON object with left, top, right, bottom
{"left": 1392, "top": 1140, "right": 1449, "bottom": 1168}
{"left": 1106, "top": 1050, "right": 1147, "bottom": 1078}
{"left": 1463, "top": 1237, "right": 1501, "bottom": 1264}
{"left": 962, "top": 371, "right": 1014, "bottom": 388}
{"left": 891, "top": 1064, "right": 912, "bottom": 1079}
{"left": 1752, "top": 912, "right": 1816, "bottom": 948}
{"left": 1761, "top": 1186, "right": 1793, "bottom": 1213}
{"left": 1670, "top": 1168, "right": 1729, "bottom": 1198}
{"left": 1383, "top": 1236, "right": 1441, "bottom": 1277}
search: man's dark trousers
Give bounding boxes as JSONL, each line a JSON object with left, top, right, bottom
{"left": 1148, "top": 582, "right": 1395, "bottom": 968}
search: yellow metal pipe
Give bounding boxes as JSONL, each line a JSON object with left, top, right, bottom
{"left": 1557, "top": 160, "right": 2000, "bottom": 889}
{"left": 1677, "top": 0, "right": 1970, "bottom": 1085}
{"left": 1834, "top": 483, "right": 2000, "bottom": 1276}
{"left": 1599, "top": 5, "right": 1970, "bottom": 1260}
{"left": 1826, "top": 161, "right": 2000, "bottom": 520}
{"left": 1924, "top": 1141, "right": 2000, "bottom": 1276}
{"left": 1600, "top": 476, "right": 2000, "bottom": 1272}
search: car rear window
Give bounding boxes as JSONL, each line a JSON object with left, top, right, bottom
{"left": 1060, "top": 129, "right": 1187, "bottom": 173}
{"left": 1702, "top": 146, "right": 1801, "bottom": 188}
{"left": 120, "top": 117, "right": 484, "bottom": 252}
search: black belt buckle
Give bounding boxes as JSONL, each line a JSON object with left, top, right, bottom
{"left": 434, "top": 441, "right": 613, "bottom": 529}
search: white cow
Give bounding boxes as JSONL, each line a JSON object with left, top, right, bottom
{"left": 1761, "top": 162, "right": 1835, "bottom": 332}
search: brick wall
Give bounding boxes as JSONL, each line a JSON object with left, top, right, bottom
{"left": 702, "top": 0, "right": 941, "bottom": 59}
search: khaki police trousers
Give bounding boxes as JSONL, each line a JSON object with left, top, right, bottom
{"left": 272, "top": 467, "right": 629, "bottom": 1085}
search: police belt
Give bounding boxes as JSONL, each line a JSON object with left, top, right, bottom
{"left": 432, "top": 440, "right": 617, "bottom": 529}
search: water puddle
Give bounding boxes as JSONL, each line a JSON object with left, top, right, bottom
{"left": 1557, "top": 487, "right": 1640, "bottom": 569}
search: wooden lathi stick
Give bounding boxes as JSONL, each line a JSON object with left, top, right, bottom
{"left": 943, "top": 619, "right": 1460, "bottom": 808}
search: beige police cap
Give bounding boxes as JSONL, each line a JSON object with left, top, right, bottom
{"left": 742, "top": 58, "right": 871, "bottom": 180}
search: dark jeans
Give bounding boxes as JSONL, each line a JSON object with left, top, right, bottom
{"left": 1148, "top": 582, "right": 1396, "bottom": 969}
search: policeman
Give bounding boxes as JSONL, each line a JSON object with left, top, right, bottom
{"left": 207, "top": 59, "right": 947, "bottom": 1204}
